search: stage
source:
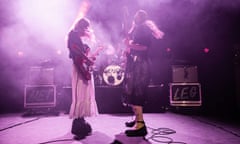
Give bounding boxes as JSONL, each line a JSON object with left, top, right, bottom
{"left": 0, "top": 112, "right": 240, "bottom": 144}
{"left": 0, "top": 0, "right": 240, "bottom": 143}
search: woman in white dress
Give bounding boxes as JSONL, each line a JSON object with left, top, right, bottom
{"left": 67, "top": 18, "right": 98, "bottom": 139}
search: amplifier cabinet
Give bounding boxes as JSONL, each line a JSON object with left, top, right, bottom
{"left": 27, "top": 67, "right": 54, "bottom": 85}
{"left": 169, "top": 83, "right": 201, "bottom": 106}
{"left": 172, "top": 65, "right": 198, "bottom": 82}
{"left": 24, "top": 85, "right": 56, "bottom": 108}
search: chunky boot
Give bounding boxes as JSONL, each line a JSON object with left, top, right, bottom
{"left": 71, "top": 118, "right": 85, "bottom": 135}
{"left": 71, "top": 118, "right": 92, "bottom": 139}
{"left": 125, "top": 120, "right": 135, "bottom": 127}
{"left": 84, "top": 121, "right": 92, "bottom": 135}
{"left": 125, "top": 121, "right": 147, "bottom": 137}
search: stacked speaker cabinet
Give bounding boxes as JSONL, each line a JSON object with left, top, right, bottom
{"left": 169, "top": 65, "right": 201, "bottom": 106}
{"left": 24, "top": 67, "right": 56, "bottom": 108}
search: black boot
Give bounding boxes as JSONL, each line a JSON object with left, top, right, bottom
{"left": 125, "top": 120, "right": 135, "bottom": 127}
{"left": 71, "top": 118, "right": 92, "bottom": 139}
{"left": 84, "top": 121, "right": 92, "bottom": 135}
{"left": 125, "top": 121, "right": 147, "bottom": 137}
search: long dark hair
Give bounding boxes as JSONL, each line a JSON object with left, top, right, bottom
{"left": 73, "top": 18, "right": 90, "bottom": 33}
{"left": 128, "top": 10, "right": 164, "bottom": 39}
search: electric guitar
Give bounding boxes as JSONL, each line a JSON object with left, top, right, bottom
{"left": 72, "top": 44, "right": 104, "bottom": 80}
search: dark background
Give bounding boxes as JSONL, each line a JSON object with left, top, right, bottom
{"left": 0, "top": 0, "right": 240, "bottom": 119}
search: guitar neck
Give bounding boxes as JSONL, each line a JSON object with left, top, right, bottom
{"left": 89, "top": 46, "right": 104, "bottom": 57}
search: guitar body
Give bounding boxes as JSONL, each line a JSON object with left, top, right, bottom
{"left": 71, "top": 45, "right": 104, "bottom": 81}
{"left": 73, "top": 56, "right": 92, "bottom": 80}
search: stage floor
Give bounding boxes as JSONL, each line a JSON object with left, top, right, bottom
{"left": 0, "top": 112, "right": 240, "bottom": 144}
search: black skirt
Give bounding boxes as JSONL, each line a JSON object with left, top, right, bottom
{"left": 123, "top": 54, "right": 150, "bottom": 106}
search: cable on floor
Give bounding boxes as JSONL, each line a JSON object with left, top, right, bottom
{"left": 192, "top": 116, "right": 240, "bottom": 138}
{"left": 146, "top": 126, "right": 186, "bottom": 144}
{"left": 38, "top": 139, "right": 74, "bottom": 144}
{"left": 0, "top": 117, "right": 41, "bottom": 132}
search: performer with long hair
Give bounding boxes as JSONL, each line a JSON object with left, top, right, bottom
{"left": 67, "top": 18, "right": 99, "bottom": 139}
{"left": 123, "top": 9, "right": 164, "bottom": 137}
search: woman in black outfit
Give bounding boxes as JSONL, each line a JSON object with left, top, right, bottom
{"left": 123, "top": 9, "right": 164, "bottom": 137}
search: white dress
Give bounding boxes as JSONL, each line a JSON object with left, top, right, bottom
{"left": 69, "top": 64, "right": 99, "bottom": 119}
